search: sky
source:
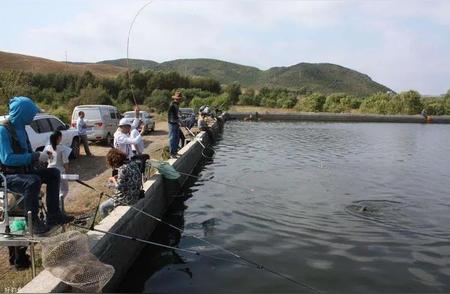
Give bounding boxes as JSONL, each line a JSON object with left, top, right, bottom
{"left": 1, "top": 0, "right": 449, "bottom": 95}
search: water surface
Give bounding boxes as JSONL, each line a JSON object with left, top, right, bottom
{"left": 121, "top": 122, "right": 450, "bottom": 293}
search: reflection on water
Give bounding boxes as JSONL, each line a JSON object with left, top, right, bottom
{"left": 120, "top": 122, "right": 450, "bottom": 293}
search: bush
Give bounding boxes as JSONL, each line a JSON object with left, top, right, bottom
{"left": 50, "top": 107, "right": 71, "bottom": 123}
{"left": 78, "top": 86, "right": 113, "bottom": 105}
{"left": 190, "top": 97, "right": 211, "bottom": 112}
{"left": 145, "top": 89, "right": 171, "bottom": 113}
{"left": 423, "top": 99, "right": 445, "bottom": 115}
{"left": 276, "top": 97, "right": 297, "bottom": 109}
{"left": 359, "top": 92, "right": 393, "bottom": 114}
{"left": 323, "top": 93, "right": 360, "bottom": 113}
{"left": 397, "top": 90, "right": 423, "bottom": 114}
{"left": 224, "top": 82, "right": 241, "bottom": 105}
{"left": 238, "top": 94, "right": 260, "bottom": 106}
{"left": 295, "top": 93, "right": 326, "bottom": 112}
{"left": 211, "top": 93, "right": 231, "bottom": 111}
{"left": 443, "top": 90, "right": 450, "bottom": 114}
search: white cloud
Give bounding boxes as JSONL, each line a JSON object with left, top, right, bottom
{"left": 7, "top": 0, "right": 450, "bottom": 95}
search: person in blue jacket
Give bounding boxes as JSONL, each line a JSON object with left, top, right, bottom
{"left": 0, "top": 97, "right": 74, "bottom": 236}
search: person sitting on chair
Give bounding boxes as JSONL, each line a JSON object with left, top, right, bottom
{"left": 0, "top": 97, "right": 74, "bottom": 269}
{"left": 100, "top": 148, "right": 142, "bottom": 218}
{"left": 0, "top": 97, "right": 74, "bottom": 233}
{"left": 198, "top": 109, "right": 214, "bottom": 141}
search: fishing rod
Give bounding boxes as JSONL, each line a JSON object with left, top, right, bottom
{"left": 126, "top": 1, "right": 153, "bottom": 107}
{"left": 183, "top": 126, "right": 216, "bottom": 159}
{"left": 75, "top": 179, "right": 320, "bottom": 292}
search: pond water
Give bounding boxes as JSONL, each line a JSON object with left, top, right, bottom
{"left": 120, "top": 121, "right": 450, "bottom": 293}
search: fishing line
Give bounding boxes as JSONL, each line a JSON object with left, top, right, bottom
{"left": 75, "top": 179, "right": 319, "bottom": 292}
{"left": 71, "top": 223, "right": 248, "bottom": 265}
{"left": 126, "top": 0, "right": 153, "bottom": 107}
{"left": 148, "top": 159, "right": 273, "bottom": 194}
{"left": 177, "top": 171, "right": 257, "bottom": 193}
{"left": 183, "top": 126, "right": 216, "bottom": 159}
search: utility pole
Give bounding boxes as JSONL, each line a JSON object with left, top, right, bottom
{"left": 65, "top": 50, "right": 68, "bottom": 72}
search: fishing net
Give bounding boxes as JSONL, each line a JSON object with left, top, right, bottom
{"left": 150, "top": 160, "right": 181, "bottom": 180}
{"left": 41, "top": 230, "right": 115, "bottom": 293}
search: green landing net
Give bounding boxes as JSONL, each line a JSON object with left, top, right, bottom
{"left": 150, "top": 160, "right": 181, "bottom": 180}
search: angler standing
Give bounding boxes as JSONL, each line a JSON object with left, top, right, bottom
{"left": 168, "top": 91, "right": 183, "bottom": 158}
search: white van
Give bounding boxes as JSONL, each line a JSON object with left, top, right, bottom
{"left": 71, "top": 105, "right": 120, "bottom": 146}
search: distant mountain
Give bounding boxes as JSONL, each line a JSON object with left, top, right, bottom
{"left": 98, "top": 58, "right": 159, "bottom": 70}
{"left": 0, "top": 51, "right": 125, "bottom": 77}
{"left": 0, "top": 51, "right": 392, "bottom": 96}
{"left": 100, "top": 58, "right": 391, "bottom": 96}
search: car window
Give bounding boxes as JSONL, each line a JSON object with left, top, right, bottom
{"left": 110, "top": 111, "right": 116, "bottom": 119}
{"left": 36, "top": 118, "right": 52, "bottom": 133}
{"left": 30, "top": 121, "right": 40, "bottom": 133}
{"left": 123, "top": 113, "right": 134, "bottom": 118}
{"left": 80, "top": 109, "right": 101, "bottom": 120}
{"left": 48, "top": 117, "right": 65, "bottom": 131}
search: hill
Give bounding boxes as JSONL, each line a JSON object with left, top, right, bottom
{"left": 0, "top": 51, "right": 392, "bottom": 96}
{"left": 0, "top": 51, "right": 125, "bottom": 77}
{"left": 98, "top": 58, "right": 159, "bottom": 70}
{"left": 100, "top": 58, "right": 391, "bottom": 96}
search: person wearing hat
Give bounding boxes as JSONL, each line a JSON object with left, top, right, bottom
{"left": 168, "top": 91, "right": 183, "bottom": 158}
{"left": 113, "top": 116, "right": 145, "bottom": 160}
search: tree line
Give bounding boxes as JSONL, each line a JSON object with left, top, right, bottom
{"left": 1, "top": 70, "right": 449, "bottom": 123}
{"left": 239, "top": 87, "right": 450, "bottom": 115}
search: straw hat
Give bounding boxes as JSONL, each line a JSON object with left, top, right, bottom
{"left": 172, "top": 91, "right": 183, "bottom": 100}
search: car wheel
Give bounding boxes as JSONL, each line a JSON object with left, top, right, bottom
{"left": 150, "top": 124, "right": 155, "bottom": 132}
{"left": 105, "top": 133, "right": 113, "bottom": 147}
{"left": 69, "top": 138, "right": 80, "bottom": 159}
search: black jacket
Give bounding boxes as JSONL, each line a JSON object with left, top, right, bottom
{"left": 168, "top": 101, "right": 180, "bottom": 124}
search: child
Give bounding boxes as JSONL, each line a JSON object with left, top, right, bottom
{"left": 44, "top": 131, "right": 72, "bottom": 199}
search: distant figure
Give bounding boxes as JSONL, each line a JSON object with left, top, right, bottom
{"left": 198, "top": 110, "right": 214, "bottom": 141}
{"left": 168, "top": 91, "right": 183, "bottom": 158}
{"left": 44, "top": 131, "right": 72, "bottom": 199}
{"left": 421, "top": 109, "right": 428, "bottom": 120}
{"left": 76, "top": 111, "right": 92, "bottom": 156}
{"left": 244, "top": 114, "right": 254, "bottom": 121}
{"left": 421, "top": 109, "right": 433, "bottom": 123}
{"left": 100, "top": 149, "right": 142, "bottom": 218}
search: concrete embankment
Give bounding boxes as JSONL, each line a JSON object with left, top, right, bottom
{"left": 225, "top": 112, "right": 450, "bottom": 124}
{"left": 19, "top": 119, "right": 224, "bottom": 293}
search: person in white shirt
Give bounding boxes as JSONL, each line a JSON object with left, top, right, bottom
{"left": 76, "top": 111, "right": 92, "bottom": 156}
{"left": 130, "top": 120, "right": 145, "bottom": 155}
{"left": 44, "top": 130, "right": 72, "bottom": 198}
{"left": 114, "top": 118, "right": 143, "bottom": 159}
{"left": 114, "top": 116, "right": 149, "bottom": 174}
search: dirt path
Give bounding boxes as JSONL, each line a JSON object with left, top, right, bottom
{"left": 0, "top": 121, "right": 174, "bottom": 290}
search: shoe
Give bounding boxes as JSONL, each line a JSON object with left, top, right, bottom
{"left": 31, "top": 219, "right": 50, "bottom": 235}
{"left": 15, "top": 253, "right": 31, "bottom": 271}
{"left": 47, "top": 213, "right": 75, "bottom": 227}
